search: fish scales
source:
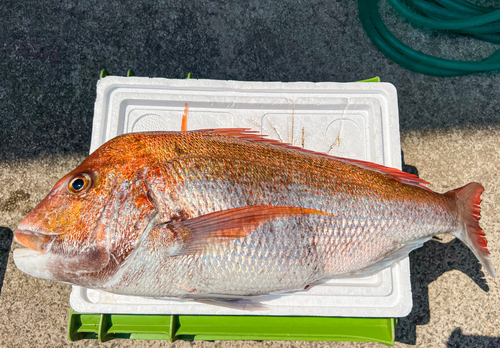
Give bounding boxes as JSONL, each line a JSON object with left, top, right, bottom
{"left": 101, "top": 133, "right": 458, "bottom": 296}
{"left": 13, "top": 130, "right": 495, "bottom": 302}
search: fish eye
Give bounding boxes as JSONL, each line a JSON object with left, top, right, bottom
{"left": 72, "top": 178, "right": 85, "bottom": 190}
{"left": 68, "top": 173, "right": 92, "bottom": 195}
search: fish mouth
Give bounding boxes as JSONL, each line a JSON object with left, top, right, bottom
{"left": 13, "top": 228, "right": 59, "bottom": 282}
{"left": 14, "top": 229, "right": 56, "bottom": 253}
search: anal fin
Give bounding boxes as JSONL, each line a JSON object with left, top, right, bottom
{"left": 337, "top": 237, "right": 431, "bottom": 278}
{"left": 190, "top": 297, "right": 269, "bottom": 311}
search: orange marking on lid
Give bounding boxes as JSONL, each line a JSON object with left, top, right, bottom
{"left": 181, "top": 103, "right": 189, "bottom": 131}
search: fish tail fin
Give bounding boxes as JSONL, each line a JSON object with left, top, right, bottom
{"left": 449, "top": 183, "right": 496, "bottom": 278}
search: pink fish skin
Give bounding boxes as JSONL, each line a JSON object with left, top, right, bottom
{"left": 13, "top": 129, "right": 495, "bottom": 299}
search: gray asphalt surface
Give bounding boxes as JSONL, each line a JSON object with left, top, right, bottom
{"left": 1, "top": 0, "right": 499, "bottom": 347}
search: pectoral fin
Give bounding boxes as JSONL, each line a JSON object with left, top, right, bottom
{"left": 169, "top": 205, "right": 331, "bottom": 255}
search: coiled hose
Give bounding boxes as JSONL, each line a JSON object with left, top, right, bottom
{"left": 358, "top": 0, "right": 500, "bottom": 76}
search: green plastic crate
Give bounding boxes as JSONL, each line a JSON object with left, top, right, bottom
{"left": 68, "top": 310, "right": 396, "bottom": 345}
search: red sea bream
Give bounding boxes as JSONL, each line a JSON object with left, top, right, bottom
{"left": 13, "top": 129, "right": 496, "bottom": 304}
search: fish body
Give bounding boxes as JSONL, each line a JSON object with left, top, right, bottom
{"left": 13, "top": 129, "right": 496, "bottom": 300}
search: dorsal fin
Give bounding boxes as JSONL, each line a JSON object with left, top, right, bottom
{"left": 194, "top": 128, "right": 431, "bottom": 191}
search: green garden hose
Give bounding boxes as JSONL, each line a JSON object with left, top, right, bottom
{"left": 358, "top": 0, "right": 500, "bottom": 76}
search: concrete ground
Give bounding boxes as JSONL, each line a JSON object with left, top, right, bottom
{"left": 1, "top": 0, "right": 499, "bottom": 347}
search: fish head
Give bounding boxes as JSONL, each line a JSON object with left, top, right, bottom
{"left": 13, "top": 134, "right": 158, "bottom": 287}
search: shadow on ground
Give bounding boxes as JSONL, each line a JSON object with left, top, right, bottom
{"left": 0, "top": 227, "right": 13, "bottom": 297}
{"left": 395, "top": 238, "right": 489, "bottom": 345}
{"left": 447, "top": 328, "right": 500, "bottom": 348}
